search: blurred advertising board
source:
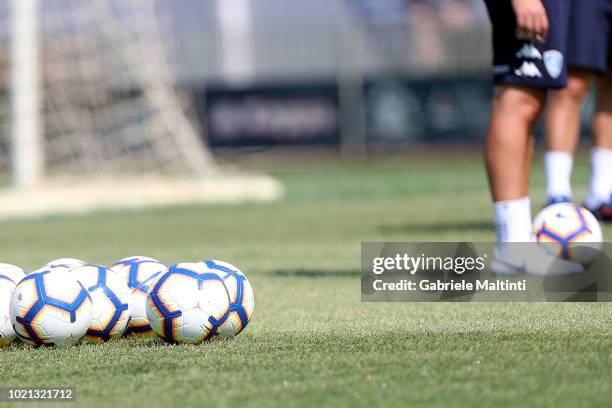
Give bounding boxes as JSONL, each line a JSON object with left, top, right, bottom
{"left": 195, "top": 77, "right": 493, "bottom": 148}
{"left": 200, "top": 84, "right": 340, "bottom": 147}
{"left": 364, "top": 77, "right": 492, "bottom": 145}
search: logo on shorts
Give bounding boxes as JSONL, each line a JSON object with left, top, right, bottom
{"left": 514, "top": 62, "right": 542, "bottom": 78}
{"left": 543, "top": 50, "right": 563, "bottom": 79}
{"left": 516, "top": 44, "right": 542, "bottom": 60}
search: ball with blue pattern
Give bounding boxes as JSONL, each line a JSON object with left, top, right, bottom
{"left": 199, "top": 260, "right": 254, "bottom": 338}
{"left": 44, "top": 258, "right": 86, "bottom": 271}
{"left": 10, "top": 268, "right": 93, "bottom": 346}
{"left": 146, "top": 263, "right": 231, "bottom": 344}
{"left": 111, "top": 256, "right": 167, "bottom": 336}
{"left": 0, "top": 268, "right": 22, "bottom": 346}
{"left": 0, "top": 263, "right": 26, "bottom": 286}
{"left": 70, "top": 265, "right": 131, "bottom": 342}
{"left": 533, "top": 203, "right": 603, "bottom": 265}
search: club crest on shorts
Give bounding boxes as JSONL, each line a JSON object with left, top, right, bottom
{"left": 543, "top": 50, "right": 563, "bottom": 79}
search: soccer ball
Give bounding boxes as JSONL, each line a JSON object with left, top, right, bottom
{"left": 0, "top": 263, "right": 26, "bottom": 285}
{"left": 200, "top": 260, "right": 254, "bottom": 337}
{"left": 71, "top": 265, "right": 131, "bottom": 342}
{"left": 10, "top": 268, "right": 92, "bottom": 346}
{"left": 146, "top": 263, "right": 230, "bottom": 344}
{"left": 114, "top": 256, "right": 160, "bottom": 265}
{"left": 0, "top": 264, "right": 24, "bottom": 346}
{"left": 111, "top": 258, "right": 167, "bottom": 336}
{"left": 45, "top": 258, "right": 87, "bottom": 271}
{"left": 533, "top": 203, "right": 603, "bottom": 265}
{"left": 0, "top": 279, "right": 17, "bottom": 346}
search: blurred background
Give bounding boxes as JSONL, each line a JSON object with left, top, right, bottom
{"left": 0, "top": 0, "right": 596, "bottom": 200}
{"left": 172, "top": 0, "right": 493, "bottom": 150}
{"left": 0, "top": 0, "right": 494, "bottom": 181}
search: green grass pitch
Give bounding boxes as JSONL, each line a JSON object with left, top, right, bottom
{"left": 1, "top": 150, "right": 611, "bottom": 407}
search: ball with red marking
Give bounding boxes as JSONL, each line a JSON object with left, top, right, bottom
{"left": 533, "top": 203, "right": 603, "bottom": 265}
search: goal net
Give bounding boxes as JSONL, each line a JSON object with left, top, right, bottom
{"left": 0, "top": 0, "right": 283, "bottom": 219}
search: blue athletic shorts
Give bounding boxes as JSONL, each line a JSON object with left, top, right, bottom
{"left": 567, "top": 0, "right": 612, "bottom": 73}
{"left": 484, "top": 0, "right": 571, "bottom": 88}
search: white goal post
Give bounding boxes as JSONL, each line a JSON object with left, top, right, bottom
{"left": 1, "top": 0, "right": 282, "bottom": 218}
{"left": 10, "top": 0, "right": 43, "bottom": 189}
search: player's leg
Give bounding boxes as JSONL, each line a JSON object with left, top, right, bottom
{"left": 592, "top": 73, "right": 612, "bottom": 150}
{"left": 580, "top": 0, "right": 612, "bottom": 218}
{"left": 584, "top": 72, "right": 612, "bottom": 218}
{"left": 522, "top": 122, "right": 535, "bottom": 195}
{"left": 484, "top": 0, "right": 568, "bottom": 244}
{"left": 485, "top": 0, "right": 582, "bottom": 275}
{"left": 485, "top": 85, "right": 546, "bottom": 242}
{"left": 544, "top": 69, "right": 592, "bottom": 204}
{"left": 551, "top": 0, "right": 612, "bottom": 218}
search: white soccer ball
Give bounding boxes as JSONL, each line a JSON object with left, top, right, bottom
{"left": 200, "top": 260, "right": 254, "bottom": 337}
{"left": 111, "top": 258, "right": 167, "bottom": 336}
{"left": 114, "top": 256, "right": 160, "bottom": 265}
{"left": 44, "top": 258, "right": 87, "bottom": 271}
{"left": 533, "top": 203, "right": 603, "bottom": 265}
{"left": 0, "top": 279, "right": 17, "bottom": 346}
{"left": 10, "top": 268, "right": 93, "bottom": 346}
{"left": 70, "top": 265, "right": 131, "bottom": 342}
{"left": 146, "top": 263, "right": 230, "bottom": 344}
{"left": 0, "top": 263, "right": 26, "bottom": 285}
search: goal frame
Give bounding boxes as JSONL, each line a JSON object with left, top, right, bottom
{"left": 10, "top": 0, "right": 43, "bottom": 189}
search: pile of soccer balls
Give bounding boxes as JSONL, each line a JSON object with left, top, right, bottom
{"left": 0, "top": 257, "right": 254, "bottom": 347}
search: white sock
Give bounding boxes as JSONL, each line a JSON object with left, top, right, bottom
{"left": 584, "top": 147, "right": 612, "bottom": 208}
{"left": 493, "top": 197, "right": 533, "bottom": 243}
{"left": 544, "top": 151, "right": 573, "bottom": 199}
